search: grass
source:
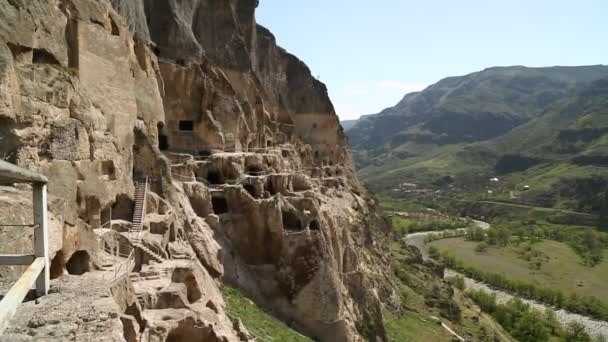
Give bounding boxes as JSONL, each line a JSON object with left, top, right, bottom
{"left": 429, "top": 238, "right": 608, "bottom": 300}
{"left": 388, "top": 240, "right": 512, "bottom": 341}
{"left": 222, "top": 286, "right": 312, "bottom": 342}
{"left": 384, "top": 310, "right": 452, "bottom": 342}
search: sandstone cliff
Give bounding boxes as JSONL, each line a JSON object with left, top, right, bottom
{"left": 0, "top": 1, "right": 399, "bottom": 341}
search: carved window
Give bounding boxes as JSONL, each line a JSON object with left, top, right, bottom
{"left": 178, "top": 120, "right": 194, "bottom": 131}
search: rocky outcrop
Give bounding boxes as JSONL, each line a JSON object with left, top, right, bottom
{"left": 0, "top": 1, "right": 398, "bottom": 341}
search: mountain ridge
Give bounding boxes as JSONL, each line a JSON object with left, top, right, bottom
{"left": 347, "top": 65, "right": 608, "bottom": 213}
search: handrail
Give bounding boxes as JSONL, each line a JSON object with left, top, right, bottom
{"left": 0, "top": 224, "right": 38, "bottom": 228}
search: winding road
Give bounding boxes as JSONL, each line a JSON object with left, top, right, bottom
{"left": 403, "top": 220, "right": 608, "bottom": 338}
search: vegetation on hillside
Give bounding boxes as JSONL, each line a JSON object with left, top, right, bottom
{"left": 468, "top": 290, "right": 602, "bottom": 342}
{"left": 388, "top": 239, "right": 513, "bottom": 341}
{"left": 465, "top": 222, "right": 608, "bottom": 266}
{"left": 391, "top": 216, "right": 473, "bottom": 236}
{"left": 347, "top": 66, "right": 608, "bottom": 216}
{"left": 222, "top": 286, "right": 312, "bottom": 341}
{"left": 431, "top": 249, "right": 608, "bottom": 321}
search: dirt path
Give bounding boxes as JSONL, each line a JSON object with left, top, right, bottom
{"left": 458, "top": 199, "right": 597, "bottom": 217}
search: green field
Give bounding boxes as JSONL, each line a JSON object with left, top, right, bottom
{"left": 429, "top": 238, "right": 608, "bottom": 300}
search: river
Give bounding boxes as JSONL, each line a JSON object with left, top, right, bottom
{"left": 403, "top": 221, "right": 608, "bottom": 338}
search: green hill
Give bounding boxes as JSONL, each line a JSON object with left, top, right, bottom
{"left": 341, "top": 119, "right": 358, "bottom": 131}
{"left": 347, "top": 66, "right": 608, "bottom": 214}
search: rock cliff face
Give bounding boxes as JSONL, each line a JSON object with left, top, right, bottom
{"left": 0, "top": 1, "right": 398, "bottom": 341}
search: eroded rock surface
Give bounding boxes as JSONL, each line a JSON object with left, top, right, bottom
{"left": 0, "top": 1, "right": 399, "bottom": 341}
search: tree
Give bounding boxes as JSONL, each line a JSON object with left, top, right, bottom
{"left": 512, "top": 309, "right": 551, "bottom": 342}
{"left": 497, "top": 226, "right": 512, "bottom": 246}
{"left": 544, "top": 309, "right": 562, "bottom": 336}
{"left": 565, "top": 321, "right": 591, "bottom": 342}
{"left": 476, "top": 242, "right": 489, "bottom": 253}
{"left": 467, "top": 226, "right": 485, "bottom": 241}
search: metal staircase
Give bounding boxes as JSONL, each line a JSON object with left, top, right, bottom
{"left": 130, "top": 177, "right": 167, "bottom": 263}
{"left": 134, "top": 243, "right": 165, "bottom": 263}
{"left": 131, "top": 178, "right": 148, "bottom": 241}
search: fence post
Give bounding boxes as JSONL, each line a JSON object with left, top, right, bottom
{"left": 33, "top": 183, "right": 49, "bottom": 297}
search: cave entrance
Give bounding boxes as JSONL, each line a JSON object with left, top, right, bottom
{"left": 100, "top": 207, "right": 112, "bottom": 226}
{"left": 167, "top": 323, "right": 216, "bottom": 342}
{"left": 66, "top": 250, "right": 91, "bottom": 275}
{"left": 282, "top": 211, "right": 303, "bottom": 232}
{"left": 309, "top": 220, "right": 320, "bottom": 231}
{"left": 207, "top": 171, "right": 224, "bottom": 185}
{"left": 198, "top": 150, "right": 212, "bottom": 159}
{"left": 246, "top": 165, "right": 263, "bottom": 176}
{"left": 266, "top": 179, "right": 276, "bottom": 196}
{"left": 212, "top": 196, "right": 228, "bottom": 215}
{"left": 159, "top": 135, "right": 169, "bottom": 150}
{"left": 158, "top": 122, "right": 169, "bottom": 150}
{"left": 33, "top": 48, "right": 60, "bottom": 65}
{"left": 110, "top": 17, "right": 120, "bottom": 36}
{"left": 171, "top": 268, "right": 203, "bottom": 303}
{"left": 50, "top": 251, "right": 65, "bottom": 279}
{"left": 100, "top": 160, "right": 116, "bottom": 181}
{"left": 178, "top": 120, "right": 194, "bottom": 132}
{"left": 243, "top": 184, "right": 257, "bottom": 198}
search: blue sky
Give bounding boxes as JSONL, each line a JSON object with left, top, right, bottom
{"left": 257, "top": 0, "right": 607, "bottom": 120}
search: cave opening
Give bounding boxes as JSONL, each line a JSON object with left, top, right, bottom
{"left": 198, "top": 150, "right": 212, "bottom": 158}
{"left": 212, "top": 196, "right": 228, "bottom": 215}
{"left": 243, "top": 184, "right": 257, "bottom": 198}
{"left": 32, "top": 48, "right": 60, "bottom": 65}
{"left": 110, "top": 17, "right": 120, "bottom": 36}
{"left": 178, "top": 120, "right": 194, "bottom": 131}
{"left": 266, "top": 179, "right": 276, "bottom": 196}
{"left": 206, "top": 170, "right": 224, "bottom": 185}
{"left": 309, "top": 220, "right": 321, "bottom": 231}
{"left": 171, "top": 269, "right": 203, "bottom": 303}
{"left": 50, "top": 251, "right": 65, "bottom": 279}
{"left": 159, "top": 135, "right": 169, "bottom": 150}
{"left": 166, "top": 323, "right": 214, "bottom": 342}
{"left": 246, "top": 165, "right": 263, "bottom": 176}
{"left": 282, "top": 211, "right": 303, "bottom": 232}
{"left": 100, "top": 160, "right": 116, "bottom": 180}
{"left": 158, "top": 122, "right": 169, "bottom": 150}
{"left": 66, "top": 250, "right": 91, "bottom": 275}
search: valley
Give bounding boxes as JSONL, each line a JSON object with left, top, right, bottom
{"left": 397, "top": 208, "right": 608, "bottom": 340}
{"left": 0, "top": 1, "right": 604, "bottom": 341}
{"left": 346, "top": 66, "right": 608, "bottom": 224}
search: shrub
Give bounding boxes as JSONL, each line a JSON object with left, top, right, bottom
{"left": 446, "top": 275, "right": 466, "bottom": 290}
{"left": 437, "top": 252, "right": 608, "bottom": 320}
{"left": 475, "top": 242, "right": 489, "bottom": 253}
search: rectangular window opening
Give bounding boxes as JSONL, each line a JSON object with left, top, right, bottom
{"left": 178, "top": 120, "right": 194, "bottom": 131}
